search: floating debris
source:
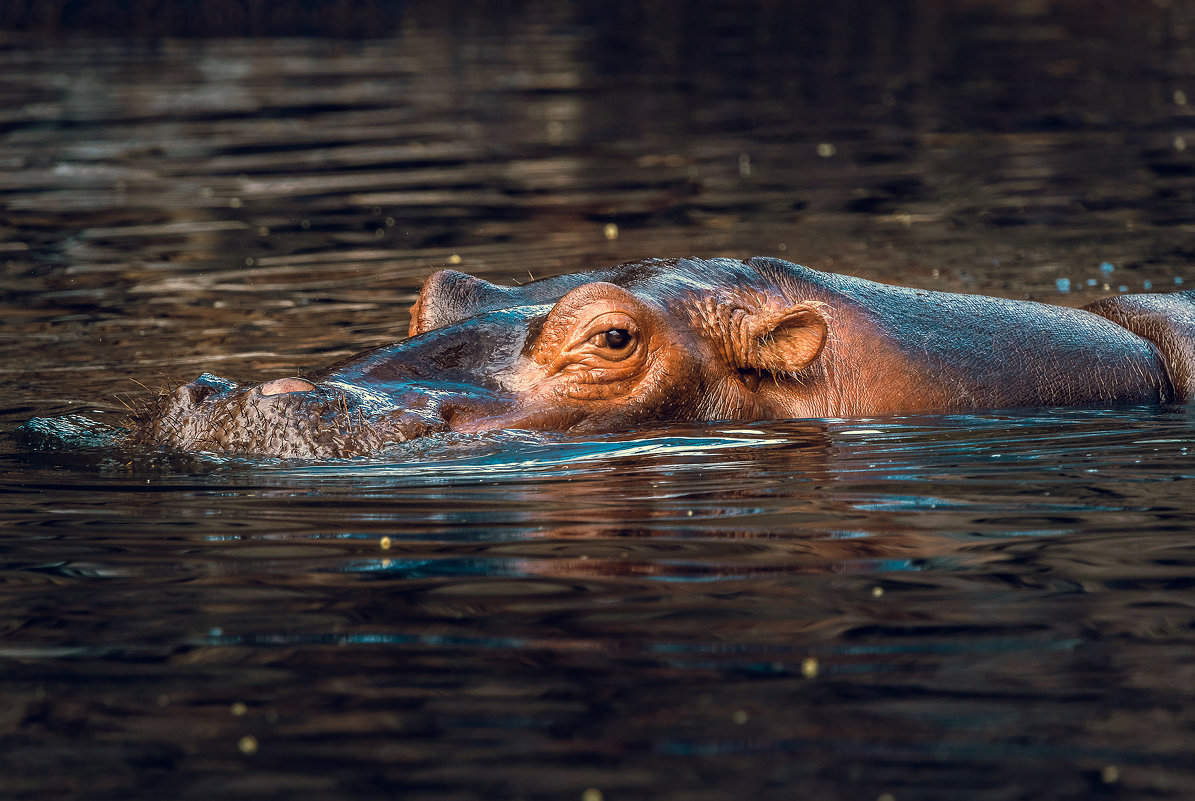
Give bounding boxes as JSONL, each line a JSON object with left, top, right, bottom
{"left": 1055, "top": 278, "right": 1070, "bottom": 293}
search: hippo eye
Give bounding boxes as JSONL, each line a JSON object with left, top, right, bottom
{"left": 592, "top": 328, "right": 634, "bottom": 350}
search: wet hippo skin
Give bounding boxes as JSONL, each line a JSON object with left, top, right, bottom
{"left": 127, "top": 257, "right": 1195, "bottom": 458}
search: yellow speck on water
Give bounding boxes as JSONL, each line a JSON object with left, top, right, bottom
{"left": 732, "top": 709, "right": 749, "bottom": 725}
{"left": 375, "top": 228, "right": 385, "bottom": 238}
{"left": 238, "top": 735, "right": 258, "bottom": 755}
{"left": 257, "top": 226, "right": 269, "bottom": 236}
{"left": 380, "top": 536, "right": 392, "bottom": 550}
{"left": 244, "top": 257, "right": 255, "bottom": 266}
{"left": 1101, "top": 765, "right": 1120, "bottom": 784}
{"left": 817, "top": 142, "right": 837, "bottom": 158}
{"left": 581, "top": 789, "right": 603, "bottom": 801}
{"left": 200, "top": 186, "right": 214, "bottom": 197}
{"left": 801, "top": 657, "right": 820, "bottom": 679}
{"left": 871, "top": 586, "right": 885, "bottom": 598}
{"left": 229, "top": 197, "right": 242, "bottom": 208}
{"left": 603, "top": 223, "right": 619, "bottom": 240}
{"left": 1175, "top": 89, "right": 1188, "bottom": 106}
{"left": 448, "top": 253, "right": 463, "bottom": 265}
{"left": 1175, "top": 135, "right": 1187, "bottom": 152}
{"left": 738, "top": 152, "right": 752, "bottom": 178}
{"left": 877, "top": 793, "right": 896, "bottom": 801}
{"left": 230, "top": 702, "right": 247, "bottom": 717}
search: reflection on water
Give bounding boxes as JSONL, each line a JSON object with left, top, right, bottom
{"left": 6, "top": 408, "right": 1195, "bottom": 798}
{"left": 5, "top": 2, "right": 1195, "bottom": 800}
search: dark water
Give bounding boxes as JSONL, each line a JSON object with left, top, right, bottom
{"left": 5, "top": 3, "right": 1195, "bottom": 799}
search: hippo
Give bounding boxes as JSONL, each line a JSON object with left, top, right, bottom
{"left": 125, "top": 256, "right": 1195, "bottom": 459}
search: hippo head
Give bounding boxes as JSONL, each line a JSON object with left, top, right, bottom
{"left": 128, "top": 257, "right": 835, "bottom": 458}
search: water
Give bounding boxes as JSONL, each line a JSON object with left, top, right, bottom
{"left": 4, "top": 3, "right": 1195, "bottom": 799}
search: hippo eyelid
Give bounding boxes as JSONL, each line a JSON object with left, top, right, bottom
{"left": 573, "top": 312, "right": 639, "bottom": 345}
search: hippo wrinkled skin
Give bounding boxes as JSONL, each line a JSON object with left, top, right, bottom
{"left": 127, "top": 257, "right": 1195, "bottom": 459}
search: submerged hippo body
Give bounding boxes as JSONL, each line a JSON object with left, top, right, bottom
{"left": 129, "top": 257, "right": 1195, "bottom": 458}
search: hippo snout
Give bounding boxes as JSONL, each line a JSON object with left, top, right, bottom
{"left": 128, "top": 368, "right": 485, "bottom": 459}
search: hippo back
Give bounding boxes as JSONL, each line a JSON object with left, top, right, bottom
{"left": 1083, "top": 290, "right": 1195, "bottom": 402}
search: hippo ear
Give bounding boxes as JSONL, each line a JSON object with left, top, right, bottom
{"left": 741, "top": 303, "right": 829, "bottom": 374}
{"left": 409, "top": 270, "right": 510, "bottom": 336}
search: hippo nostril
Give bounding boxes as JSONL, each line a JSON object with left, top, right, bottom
{"left": 174, "top": 373, "right": 237, "bottom": 406}
{"left": 258, "top": 377, "right": 317, "bottom": 396}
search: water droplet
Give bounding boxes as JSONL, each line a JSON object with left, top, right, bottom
{"left": 738, "top": 153, "right": 752, "bottom": 178}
